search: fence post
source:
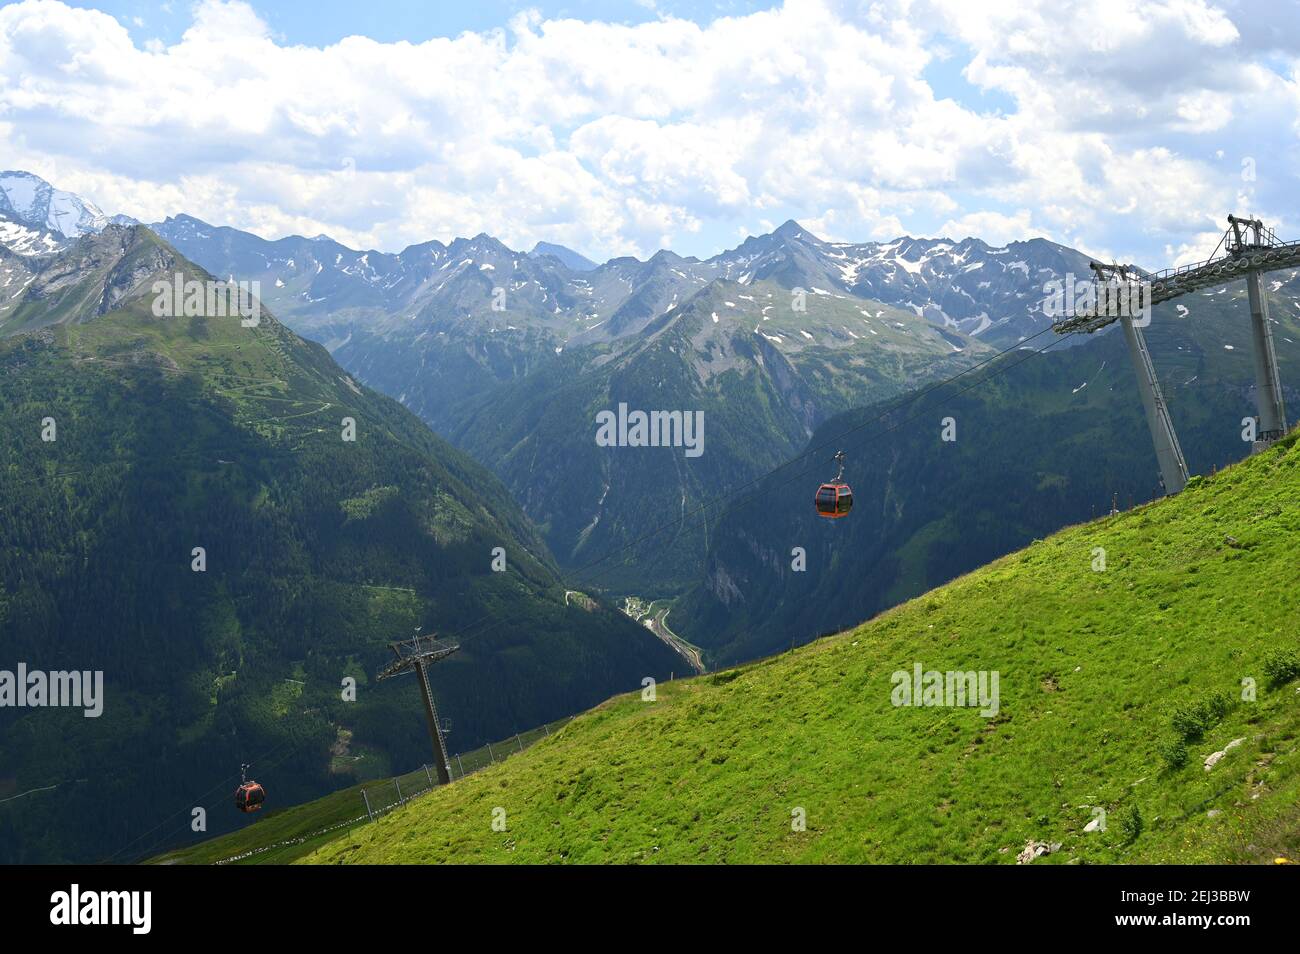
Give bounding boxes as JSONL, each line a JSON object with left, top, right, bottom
{"left": 362, "top": 789, "right": 373, "bottom": 822}
{"left": 394, "top": 778, "right": 403, "bottom": 804}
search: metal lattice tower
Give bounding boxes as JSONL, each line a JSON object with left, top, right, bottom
{"left": 377, "top": 633, "right": 459, "bottom": 784}
{"left": 1054, "top": 214, "right": 1296, "bottom": 493}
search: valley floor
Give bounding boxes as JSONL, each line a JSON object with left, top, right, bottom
{"left": 621, "top": 596, "right": 705, "bottom": 674}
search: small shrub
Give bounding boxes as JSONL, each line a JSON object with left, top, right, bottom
{"left": 1261, "top": 649, "right": 1300, "bottom": 688}
{"left": 1170, "top": 690, "right": 1233, "bottom": 742}
{"left": 1205, "top": 691, "right": 1231, "bottom": 721}
{"left": 1120, "top": 804, "right": 1144, "bottom": 844}
{"left": 1158, "top": 736, "right": 1188, "bottom": 770}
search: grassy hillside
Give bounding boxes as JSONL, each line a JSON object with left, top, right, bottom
{"left": 304, "top": 432, "right": 1300, "bottom": 864}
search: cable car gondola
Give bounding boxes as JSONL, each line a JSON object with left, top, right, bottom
{"left": 815, "top": 451, "right": 853, "bottom": 518}
{"left": 234, "top": 763, "right": 265, "bottom": 813}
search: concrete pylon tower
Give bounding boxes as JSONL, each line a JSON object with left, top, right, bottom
{"left": 1244, "top": 266, "right": 1287, "bottom": 446}
{"left": 1227, "top": 215, "right": 1288, "bottom": 448}
{"left": 1120, "top": 313, "right": 1189, "bottom": 495}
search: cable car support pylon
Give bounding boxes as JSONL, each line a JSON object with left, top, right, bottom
{"left": 1053, "top": 213, "right": 1299, "bottom": 494}
{"left": 1120, "top": 298, "right": 1189, "bottom": 494}
{"left": 377, "top": 632, "right": 459, "bottom": 784}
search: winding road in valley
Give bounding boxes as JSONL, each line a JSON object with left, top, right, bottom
{"left": 622, "top": 598, "right": 704, "bottom": 674}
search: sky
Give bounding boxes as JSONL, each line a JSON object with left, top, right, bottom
{"left": 2, "top": 0, "right": 1298, "bottom": 267}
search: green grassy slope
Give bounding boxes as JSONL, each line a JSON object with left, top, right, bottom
{"left": 304, "top": 433, "right": 1300, "bottom": 864}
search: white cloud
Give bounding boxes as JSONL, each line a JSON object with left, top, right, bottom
{"left": 0, "top": 0, "right": 1295, "bottom": 265}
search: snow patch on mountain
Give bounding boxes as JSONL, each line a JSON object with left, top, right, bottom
{"left": 0, "top": 171, "right": 128, "bottom": 240}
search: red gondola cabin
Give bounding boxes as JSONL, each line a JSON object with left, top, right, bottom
{"left": 235, "top": 763, "right": 265, "bottom": 813}
{"left": 815, "top": 450, "right": 853, "bottom": 518}
{"left": 815, "top": 481, "right": 853, "bottom": 518}
{"left": 235, "top": 780, "right": 265, "bottom": 813}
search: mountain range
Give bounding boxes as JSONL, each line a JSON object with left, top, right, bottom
{"left": 133, "top": 191, "right": 1099, "bottom": 591}
{"left": 6, "top": 169, "right": 1299, "bottom": 637}
{"left": 11, "top": 171, "right": 1298, "bottom": 601}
